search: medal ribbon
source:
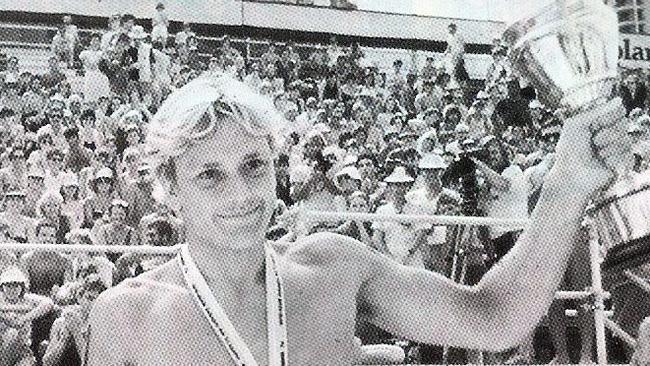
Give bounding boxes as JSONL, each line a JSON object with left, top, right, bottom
{"left": 179, "top": 243, "right": 288, "bottom": 366}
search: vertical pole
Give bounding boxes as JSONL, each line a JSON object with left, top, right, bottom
{"left": 587, "top": 219, "right": 608, "bottom": 365}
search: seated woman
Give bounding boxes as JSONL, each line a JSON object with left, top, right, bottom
{"left": 0, "top": 266, "right": 55, "bottom": 366}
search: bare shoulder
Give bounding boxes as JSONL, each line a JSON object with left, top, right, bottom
{"left": 89, "top": 258, "right": 187, "bottom": 333}
{"left": 282, "top": 232, "right": 379, "bottom": 270}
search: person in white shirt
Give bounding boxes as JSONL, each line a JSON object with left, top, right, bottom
{"left": 407, "top": 154, "right": 461, "bottom": 274}
{"left": 372, "top": 166, "right": 427, "bottom": 268}
{"left": 151, "top": 3, "right": 169, "bottom": 46}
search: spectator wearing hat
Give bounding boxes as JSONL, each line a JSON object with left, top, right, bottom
{"left": 372, "top": 166, "right": 426, "bottom": 268}
{"left": 93, "top": 199, "right": 140, "bottom": 262}
{"left": 621, "top": 74, "right": 648, "bottom": 115}
{"left": 410, "top": 154, "right": 461, "bottom": 271}
{"left": 23, "top": 167, "right": 46, "bottom": 218}
{"left": 60, "top": 172, "right": 84, "bottom": 231}
{"left": 0, "top": 191, "right": 36, "bottom": 244}
{"left": 82, "top": 167, "right": 118, "bottom": 229}
{"left": 0, "top": 266, "right": 55, "bottom": 366}
{"left": 43, "top": 275, "right": 108, "bottom": 366}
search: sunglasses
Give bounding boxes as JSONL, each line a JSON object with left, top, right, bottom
{"left": 10, "top": 154, "right": 25, "bottom": 160}
{"left": 96, "top": 177, "right": 112, "bottom": 184}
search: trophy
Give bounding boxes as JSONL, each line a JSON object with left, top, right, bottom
{"left": 504, "top": 0, "right": 650, "bottom": 272}
{"left": 503, "top": 0, "right": 619, "bottom": 110}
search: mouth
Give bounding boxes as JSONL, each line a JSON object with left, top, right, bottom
{"left": 216, "top": 204, "right": 262, "bottom": 219}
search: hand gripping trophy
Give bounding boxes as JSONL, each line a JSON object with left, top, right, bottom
{"left": 505, "top": 0, "right": 650, "bottom": 363}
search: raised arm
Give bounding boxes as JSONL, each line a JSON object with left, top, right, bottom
{"left": 357, "top": 99, "right": 631, "bottom": 351}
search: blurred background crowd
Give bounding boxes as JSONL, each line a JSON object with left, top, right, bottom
{"left": 0, "top": 2, "right": 649, "bottom": 365}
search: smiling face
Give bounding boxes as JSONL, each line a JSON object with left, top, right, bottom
{"left": 169, "top": 120, "right": 277, "bottom": 249}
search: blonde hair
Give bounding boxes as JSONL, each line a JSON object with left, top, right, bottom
{"left": 145, "top": 73, "right": 286, "bottom": 201}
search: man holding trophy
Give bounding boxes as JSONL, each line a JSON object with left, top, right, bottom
{"left": 87, "top": 1, "right": 636, "bottom": 365}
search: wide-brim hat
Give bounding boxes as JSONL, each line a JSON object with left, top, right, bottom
{"left": 384, "top": 166, "right": 414, "bottom": 184}
{"left": 419, "top": 153, "right": 447, "bottom": 170}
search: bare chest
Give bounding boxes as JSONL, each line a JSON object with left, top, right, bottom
{"left": 132, "top": 266, "right": 363, "bottom": 366}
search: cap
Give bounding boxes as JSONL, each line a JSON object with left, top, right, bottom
{"left": 418, "top": 154, "right": 447, "bottom": 170}
{"left": 335, "top": 166, "right": 362, "bottom": 181}
{"left": 95, "top": 167, "right": 113, "bottom": 180}
{"left": 383, "top": 166, "right": 415, "bottom": 183}
{"left": 0, "top": 267, "right": 28, "bottom": 287}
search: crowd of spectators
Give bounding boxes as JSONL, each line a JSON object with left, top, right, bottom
{"left": 0, "top": 4, "right": 649, "bottom": 365}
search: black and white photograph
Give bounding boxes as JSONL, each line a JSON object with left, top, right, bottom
{"left": 0, "top": 0, "right": 648, "bottom": 365}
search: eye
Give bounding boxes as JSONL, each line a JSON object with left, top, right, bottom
{"left": 196, "top": 169, "right": 224, "bottom": 186}
{"left": 244, "top": 158, "right": 269, "bottom": 176}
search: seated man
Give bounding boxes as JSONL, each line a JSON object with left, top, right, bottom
{"left": 0, "top": 266, "right": 54, "bottom": 366}
{"left": 87, "top": 75, "right": 632, "bottom": 366}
